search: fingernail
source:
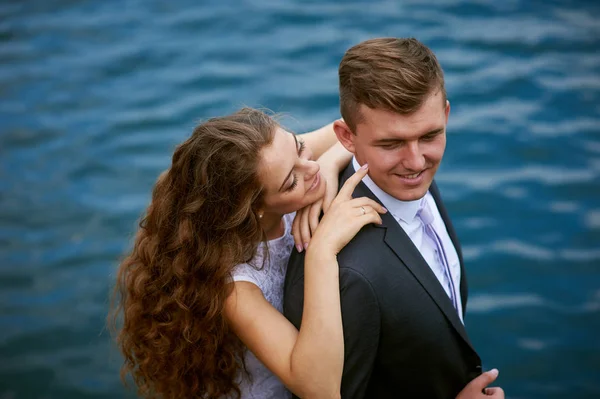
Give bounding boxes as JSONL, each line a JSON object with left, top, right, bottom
{"left": 303, "top": 242, "right": 309, "bottom": 250}
{"left": 296, "top": 244, "right": 303, "bottom": 253}
{"left": 488, "top": 368, "right": 498, "bottom": 377}
{"left": 360, "top": 163, "right": 368, "bottom": 170}
{"left": 382, "top": 207, "right": 388, "bottom": 213}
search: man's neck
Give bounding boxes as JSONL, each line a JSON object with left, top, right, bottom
{"left": 351, "top": 157, "right": 422, "bottom": 224}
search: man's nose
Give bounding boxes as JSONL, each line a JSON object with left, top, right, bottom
{"left": 401, "top": 141, "right": 425, "bottom": 171}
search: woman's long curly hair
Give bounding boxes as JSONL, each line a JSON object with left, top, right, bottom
{"left": 109, "top": 108, "right": 278, "bottom": 398}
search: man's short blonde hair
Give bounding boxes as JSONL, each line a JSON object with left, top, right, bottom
{"left": 339, "top": 37, "right": 447, "bottom": 133}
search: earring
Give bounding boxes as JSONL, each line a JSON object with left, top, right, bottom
{"left": 258, "top": 213, "right": 263, "bottom": 219}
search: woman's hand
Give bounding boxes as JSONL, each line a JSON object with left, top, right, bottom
{"left": 291, "top": 160, "right": 339, "bottom": 252}
{"left": 456, "top": 369, "right": 505, "bottom": 399}
{"left": 292, "top": 141, "right": 349, "bottom": 252}
{"left": 292, "top": 196, "right": 324, "bottom": 253}
{"left": 308, "top": 164, "right": 387, "bottom": 256}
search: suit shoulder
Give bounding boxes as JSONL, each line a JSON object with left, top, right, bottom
{"left": 337, "top": 224, "right": 387, "bottom": 271}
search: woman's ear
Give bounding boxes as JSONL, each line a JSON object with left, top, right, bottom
{"left": 333, "top": 119, "right": 356, "bottom": 154}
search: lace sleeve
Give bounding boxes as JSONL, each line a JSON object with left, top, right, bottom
{"left": 231, "top": 261, "right": 264, "bottom": 290}
{"left": 231, "top": 212, "right": 295, "bottom": 295}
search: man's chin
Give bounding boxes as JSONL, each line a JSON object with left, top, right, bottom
{"left": 388, "top": 183, "right": 430, "bottom": 202}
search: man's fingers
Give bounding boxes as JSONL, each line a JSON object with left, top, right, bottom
{"left": 470, "top": 369, "right": 499, "bottom": 391}
{"left": 337, "top": 164, "right": 369, "bottom": 199}
{"left": 456, "top": 369, "right": 502, "bottom": 399}
{"left": 484, "top": 387, "right": 504, "bottom": 398}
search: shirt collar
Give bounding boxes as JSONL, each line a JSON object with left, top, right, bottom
{"left": 352, "top": 157, "right": 421, "bottom": 224}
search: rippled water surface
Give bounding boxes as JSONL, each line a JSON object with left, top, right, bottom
{"left": 1, "top": 1, "right": 599, "bottom": 398}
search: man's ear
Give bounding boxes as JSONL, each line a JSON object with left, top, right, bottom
{"left": 333, "top": 119, "right": 356, "bottom": 154}
{"left": 445, "top": 100, "right": 450, "bottom": 124}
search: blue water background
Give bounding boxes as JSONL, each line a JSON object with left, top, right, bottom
{"left": 1, "top": 0, "right": 599, "bottom": 398}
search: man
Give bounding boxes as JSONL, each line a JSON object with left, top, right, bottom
{"left": 284, "top": 38, "right": 503, "bottom": 398}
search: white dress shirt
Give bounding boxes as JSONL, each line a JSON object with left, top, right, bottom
{"left": 352, "top": 158, "right": 463, "bottom": 322}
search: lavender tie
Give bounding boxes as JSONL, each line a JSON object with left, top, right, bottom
{"left": 417, "top": 197, "right": 459, "bottom": 313}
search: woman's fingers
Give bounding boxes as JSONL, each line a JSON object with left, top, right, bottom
{"left": 320, "top": 178, "right": 335, "bottom": 213}
{"left": 308, "top": 199, "right": 323, "bottom": 235}
{"left": 291, "top": 210, "right": 304, "bottom": 252}
{"left": 350, "top": 197, "right": 387, "bottom": 215}
{"left": 357, "top": 206, "right": 383, "bottom": 225}
{"left": 336, "top": 163, "right": 369, "bottom": 200}
{"left": 300, "top": 207, "right": 311, "bottom": 250}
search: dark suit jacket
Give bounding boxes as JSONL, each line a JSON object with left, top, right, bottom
{"left": 283, "top": 163, "right": 482, "bottom": 399}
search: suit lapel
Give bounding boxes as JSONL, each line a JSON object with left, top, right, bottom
{"left": 340, "top": 164, "right": 476, "bottom": 353}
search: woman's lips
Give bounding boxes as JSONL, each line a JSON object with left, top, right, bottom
{"left": 307, "top": 172, "right": 321, "bottom": 192}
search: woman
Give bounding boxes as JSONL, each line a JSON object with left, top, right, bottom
{"left": 110, "top": 107, "right": 382, "bottom": 398}
{"left": 111, "top": 108, "right": 502, "bottom": 399}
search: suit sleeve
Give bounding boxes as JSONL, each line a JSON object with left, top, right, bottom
{"left": 283, "top": 253, "right": 380, "bottom": 399}
{"left": 338, "top": 267, "right": 380, "bottom": 399}
{"left": 283, "top": 250, "right": 306, "bottom": 332}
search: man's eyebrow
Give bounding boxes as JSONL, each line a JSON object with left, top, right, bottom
{"left": 421, "top": 127, "right": 444, "bottom": 137}
{"left": 372, "top": 128, "right": 444, "bottom": 144}
{"left": 372, "top": 137, "right": 404, "bottom": 145}
{"left": 278, "top": 134, "right": 299, "bottom": 192}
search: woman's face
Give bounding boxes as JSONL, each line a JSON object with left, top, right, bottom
{"left": 258, "top": 127, "right": 326, "bottom": 215}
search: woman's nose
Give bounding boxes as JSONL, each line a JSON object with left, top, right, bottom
{"left": 303, "top": 159, "right": 320, "bottom": 180}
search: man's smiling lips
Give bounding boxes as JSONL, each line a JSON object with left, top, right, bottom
{"left": 401, "top": 172, "right": 420, "bottom": 179}
{"left": 393, "top": 169, "right": 426, "bottom": 185}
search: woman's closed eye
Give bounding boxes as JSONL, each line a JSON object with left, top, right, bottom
{"left": 286, "top": 175, "right": 298, "bottom": 192}
{"left": 284, "top": 138, "right": 306, "bottom": 192}
{"left": 298, "top": 138, "right": 306, "bottom": 155}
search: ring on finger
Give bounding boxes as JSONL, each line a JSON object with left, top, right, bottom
{"left": 360, "top": 206, "right": 366, "bottom": 215}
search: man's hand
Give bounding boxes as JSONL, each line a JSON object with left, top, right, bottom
{"left": 456, "top": 369, "right": 505, "bottom": 399}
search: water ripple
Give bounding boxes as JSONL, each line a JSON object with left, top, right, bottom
{"left": 1, "top": 0, "right": 599, "bottom": 398}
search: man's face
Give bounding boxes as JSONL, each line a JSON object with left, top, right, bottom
{"left": 350, "top": 90, "right": 449, "bottom": 202}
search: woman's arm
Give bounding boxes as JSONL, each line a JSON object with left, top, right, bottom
{"left": 225, "top": 256, "right": 342, "bottom": 399}
{"left": 315, "top": 142, "right": 353, "bottom": 211}
{"left": 298, "top": 121, "right": 338, "bottom": 160}
{"left": 224, "top": 166, "right": 386, "bottom": 399}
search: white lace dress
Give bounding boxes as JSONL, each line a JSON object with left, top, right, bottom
{"left": 230, "top": 212, "right": 295, "bottom": 399}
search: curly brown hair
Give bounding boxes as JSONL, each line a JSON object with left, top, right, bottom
{"left": 109, "top": 108, "right": 278, "bottom": 398}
